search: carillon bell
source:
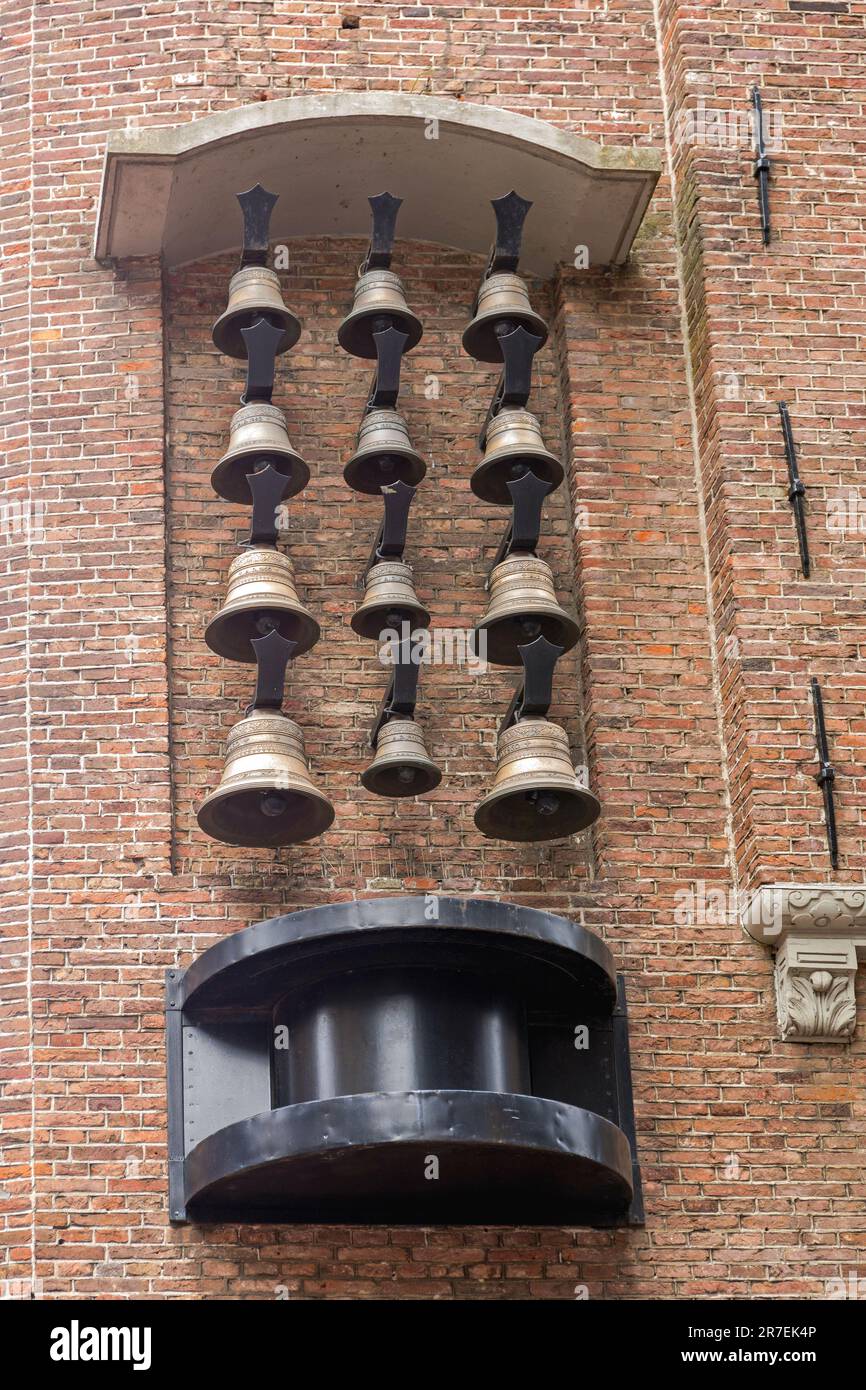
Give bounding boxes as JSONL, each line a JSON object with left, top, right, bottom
{"left": 474, "top": 554, "right": 579, "bottom": 666}
{"left": 351, "top": 561, "right": 430, "bottom": 640}
{"left": 197, "top": 711, "right": 334, "bottom": 848}
{"left": 212, "top": 267, "right": 302, "bottom": 360}
{"left": 205, "top": 548, "right": 320, "bottom": 663}
{"left": 344, "top": 410, "right": 427, "bottom": 495}
{"left": 472, "top": 408, "right": 564, "bottom": 505}
{"left": 337, "top": 269, "right": 423, "bottom": 360}
{"left": 211, "top": 403, "right": 310, "bottom": 504}
{"left": 361, "top": 718, "right": 441, "bottom": 798}
{"left": 474, "top": 718, "right": 599, "bottom": 842}
{"left": 462, "top": 274, "right": 548, "bottom": 364}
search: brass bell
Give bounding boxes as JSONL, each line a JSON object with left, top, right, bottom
{"left": 474, "top": 554, "right": 579, "bottom": 666}
{"left": 212, "top": 266, "right": 301, "bottom": 360}
{"left": 462, "top": 273, "right": 548, "bottom": 364}
{"left": 211, "top": 403, "right": 310, "bottom": 504}
{"left": 344, "top": 410, "right": 427, "bottom": 495}
{"left": 472, "top": 408, "right": 564, "bottom": 505}
{"left": 197, "top": 711, "right": 334, "bottom": 847}
{"left": 474, "top": 717, "right": 599, "bottom": 842}
{"left": 205, "top": 548, "right": 320, "bottom": 663}
{"left": 361, "top": 718, "right": 441, "bottom": 798}
{"left": 337, "top": 269, "right": 423, "bottom": 359}
{"left": 351, "top": 561, "right": 430, "bottom": 641}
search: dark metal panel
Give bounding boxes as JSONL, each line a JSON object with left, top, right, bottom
{"left": 165, "top": 969, "right": 187, "bottom": 1222}
{"left": 182, "top": 1021, "right": 271, "bottom": 1155}
{"left": 613, "top": 974, "right": 644, "bottom": 1226}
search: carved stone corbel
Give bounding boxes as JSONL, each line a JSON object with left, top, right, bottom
{"left": 742, "top": 885, "right": 866, "bottom": 1042}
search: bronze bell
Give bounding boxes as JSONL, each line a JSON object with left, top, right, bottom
{"left": 205, "top": 548, "right": 320, "bottom": 663}
{"left": 361, "top": 718, "right": 442, "bottom": 798}
{"left": 462, "top": 273, "right": 548, "bottom": 364}
{"left": 474, "top": 554, "right": 579, "bottom": 666}
{"left": 472, "top": 408, "right": 564, "bottom": 505}
{"left": 211, "top": 403, "right": 310, "bottom": 504}
{"left": 344, "top": 410, "right": 427, "bottom": 495}
{"left": 337, "top": 269, "right": 423, "bottom": 359}
{"left": 474, "top": 717, "right": 599, "bottom": 842}
{"left": 351, "top": 561, "right": 430, "bottom": 641}
{"left": 197, "top": 711, "right": 334, "bottom": 847}
{"left": 212, "top": 266, "right": 302, "bottom": 360}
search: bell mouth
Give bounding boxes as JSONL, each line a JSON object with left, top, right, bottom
{"left": 205, "top": 608, "right": 321, "bottom": 663}
{"left": 197, "top": 784, "right": 335, "bottom": 848}
{"left": 212, "top": 307, "right": 302, "bottom": 361}
{"left": 474, "top": 782, "right": 600, "bottom": 842}
{"left": 337, "top": 307, "right": 423, "bottom": 360}
{"left": 211, "top": 452, "right": 309, "bottom": 506}
{"left": 343, "top": 450, "right": 427, "bottom": 496}
{"left": 471, "top": 453, "right": 564, "bottom": 506}
{"left": 462, "top": 311, "right": 549, "bottom": 365}
{"left": 350, "top": 602, "right": 430, "bottom": 641}
{"left": 361, "top": 759, "right": 442, "bottom": 798}
{"left": 473, "top": 610, "right": 580, "bottom": 666}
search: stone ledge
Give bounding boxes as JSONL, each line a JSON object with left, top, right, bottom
{"left": 93, "top": 93, "right": 661, "bottom": 272}
{"left": 742, "top": 885, "right": 866, "bottom": 1042}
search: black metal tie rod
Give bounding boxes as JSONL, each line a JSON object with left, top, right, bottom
{"left": 811, "top": 677, "right": 839, "bottom": 870}
{"left": 778, "top": 402, "right": 810, "bottom": 578}
{"left": 751, "top": 87, "right": 771, "bottom": 247}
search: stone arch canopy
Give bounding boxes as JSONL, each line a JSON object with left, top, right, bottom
{"left": 94, "top": 93, "right": 660, "bottom": 274}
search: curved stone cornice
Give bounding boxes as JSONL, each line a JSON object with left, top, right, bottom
{"left": 94, "top": 93, "right": 661, "bottom": 272}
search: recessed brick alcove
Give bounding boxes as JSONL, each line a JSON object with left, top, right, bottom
{"left": 5, "top": 0, "right": 866, "bottom": 1303}
{"left": 165, "top": 238, "right": 593, "bottom": 894}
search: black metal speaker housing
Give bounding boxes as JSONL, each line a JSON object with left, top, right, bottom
{"left": 166, "top": 896, "right": 642, "bottom": 1225}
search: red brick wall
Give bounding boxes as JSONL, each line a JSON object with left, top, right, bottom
{"left": 2, "top": 0, "right": 863, "bottom": 1300}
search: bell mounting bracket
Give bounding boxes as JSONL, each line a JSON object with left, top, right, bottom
{"left": 237, "top": 184, "right": 279, "bottom": 268}
{"left": 245, "top": 464, "right": 292, "bottom": 547}
{"left": 370, "top": 637, "right": 421, "bottom": 747}
{"left": 486, "top": 471, "right": 553, "bottom": 580}
{"left": 483, "top": 190, "right": 533, "bottom": 279}
{"left": 240, "top": 318, "right": 283, "bottom": 405}
{"left": 360, "top": 191, "right": 403, "bottom": 274}
{"left": 248, "top": 629, "right": 297, "bottom": 712}
{"left": 479, "top": 326, "right": 544, "bottom": 448}
{"left": 365, "top": 325, "right": 411, "bottom": 413}
{"left": 364, "top": 479, "right": 416, "bottom": 576}
{"left": 501, "top": 635, "right": 564, "bottom": 732}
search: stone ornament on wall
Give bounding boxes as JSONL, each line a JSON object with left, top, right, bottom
{"left": 742, "top": 885, "right": 866, "bottom": 1041}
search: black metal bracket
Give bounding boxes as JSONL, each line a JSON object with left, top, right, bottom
{"left": 246, "top": 464, "right": 292, "bottom": 546}
{"left": 501, "top": 635, "right": 564, "bottom": 732}
{"left": 779, "top": 402, "right": 810, "bottom": 577}
{"left": 751, "top": 88, "right": 771, "bottom": 248}
{"left": 248, "top": 629, "right": 297, "bottom": 712}
{"left": 487, "top": 471, "right": 553, "bottom": 579}
{"left": 237, "top": 184, "right": 279, "bottom": 268}
{"left": 370, "top": 637, "right": 421, "bottom": 747}
{"left": 240, "top": 317, "right": 284, "bottom": 404}
{"left": 365, "top": 325, "right": 410, "bottom": 413}
{"left": 484, "top": 190, "right": 533, "bottom": 279}
{"left": 811, "top": 677, "right": 839, "bottom": 870}
{"left": 478, "top": 325, "right": 544, "bottom": 448}
{"left": 360, "top": 192, "right": 403, "bottom": 274}
{"left": 364, "top": 479, "right": 416, "bottom": 576}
